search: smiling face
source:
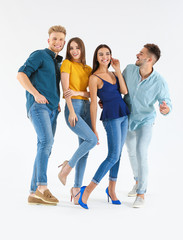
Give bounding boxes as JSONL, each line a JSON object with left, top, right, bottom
{"left": 135, "top": 47, "right": 151, "bottom": 67}
{"left": 48, "top": 32, "right": 66, "bottom": 54}
{"left": 97, "top": 47, "right": 111, "bottom": 66}
{"left": 69, "top": 41, "right": 81, "bottom": 62}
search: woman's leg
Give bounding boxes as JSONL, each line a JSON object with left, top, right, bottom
{"left": 74, "top": 101, "right": 92, "bottom": 188}
{"left": 80, "top": 116, "right": 128, "bottom": 205}
{"left": 92, "top": 117, "right": 125, "bottom": 184}
{"left": 74, "top": 138, "right": 89, "bottom": 187}
{"left": 59, "top": 101, "right": 97, "bottom": 185}
{"left": 109, "top": 116, "right": 128, "bottom": 181}
{"left": 64, "top": 105, "right": 97, "bottom": 168}
{"left": 108, "top": 116, "right": 128, "bottom": 199}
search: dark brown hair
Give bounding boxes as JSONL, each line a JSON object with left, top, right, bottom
{"left": 66, "top": 37, "right": 86, "bottom": 65}
{"left": 144, "top": 43, "right": 161, "bottom": 63}
{"left": 91, "top": 44, "right": 112, "bottom": 74}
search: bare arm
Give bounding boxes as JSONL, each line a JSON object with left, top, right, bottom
{"left": 111, "top": 58, "right": 128, "bottom": 95}
{"left": 17, "top": 72, "right": 49, "bottom": 104}
{"left": 89, "top": 75, "right": 99, "bottom": 143}
{"left": 64, "top": 89, "right": 90, "bottom": 98}
{"left": 61, "top": 72, "right": 78, "bottom": 127}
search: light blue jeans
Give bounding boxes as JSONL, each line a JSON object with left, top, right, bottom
{"left": 65, "top": 99, "right": 98, "bottom": 188}
{"left": 28, "top": 102, "right": 59, "bottom": 193}
{"left": 125, "top": 124, "right": 153, "bottom": 194}
{"left": 92, "top": 116, "right": 128, "bottom": 184}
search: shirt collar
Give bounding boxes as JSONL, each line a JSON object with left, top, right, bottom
{"left": 45, "top": 48, "right": 63, "bottom": 63}
{"left": 138, "top": 67, "right": 155, "bottom": 81}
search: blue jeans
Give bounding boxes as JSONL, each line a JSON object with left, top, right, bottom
{"left": 28, "top": 102, "right": 59, "bottom": 193}
{"left": 92, "top": 116, "right": 128, "bottom": 184}
{"left": 65, "top": 99, "right": 98, "bottom": 188}
{"left": 125, "top": 124, "right": 153, "bottom": 194}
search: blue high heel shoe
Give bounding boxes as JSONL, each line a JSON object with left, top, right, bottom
{"left": 105, "top": 187, "right": 121, "bottom": 205}
{"left": 77, "top": 186, "right": 89, "bottom": 209}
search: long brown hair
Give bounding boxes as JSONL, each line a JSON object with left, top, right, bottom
{"left": 66, "top": 37, "right": 86, "bottom": 65}
{"left": 91, "top": 44, "right": 112, "bottom": 74}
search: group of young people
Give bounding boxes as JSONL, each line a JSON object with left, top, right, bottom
{"left": 17, "top": 25, "right": 172, "bottom": 209}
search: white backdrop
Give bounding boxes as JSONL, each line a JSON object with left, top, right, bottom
{"left": 0, "top": 0, "right": 182, "bottom": 239}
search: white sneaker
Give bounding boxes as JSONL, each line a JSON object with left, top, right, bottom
{"left": 133, "top": 196, "right": 145, "bottom": 208}
{"left": 128, "top": 184, "right": 137, "bottom": 197}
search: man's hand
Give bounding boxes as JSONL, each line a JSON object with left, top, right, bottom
{"left": 160, "top": 101, "right": 170, "bottom": 115}
{"left": 98, "top": 100, "right": 103, "bottom": 109}
{"left": 34, "top": 93, "right": 49, "bottom": 104}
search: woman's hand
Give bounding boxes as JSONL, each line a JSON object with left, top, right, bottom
{"left": 58, "top": 103, "right": 61, "bottom": 112}
{"left": 111, "top": 58, "right": 128, "bottom": 95}
{"left": 93, "top": 130, "right": 100, "bottom": 145}
{"left": 64, "top": 89, "right": 90, "bottom": 98}
{"left": 68, "top": 112, "right": 78, "bottom": 127}
{"left": 64, "top": 89, "right": 78, "bottom": 98}
{"left": 111, "top": 58, "right": 120, "bottom": 72}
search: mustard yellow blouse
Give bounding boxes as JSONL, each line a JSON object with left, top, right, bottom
{"left": 60, "top": 59, "right": 92, "bottom": 100}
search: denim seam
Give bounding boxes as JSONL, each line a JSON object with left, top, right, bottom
{"left": 109, "top": 178, "right": 117, "bottom": 182}
{"left": 37, "top": 182, "right": 47, "bottom": 186}
{"left": 92, "top": 161, "right": 112, "bottom": 184}
{"left": 91, "top": 178, "right": 99, "bottom": 185}
{"left": 137, "top": 190, "right": 146, "bottom": 194}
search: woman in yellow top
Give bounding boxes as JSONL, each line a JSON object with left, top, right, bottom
{"left": 58, "top": 37, "right": 98, "bottom": 204}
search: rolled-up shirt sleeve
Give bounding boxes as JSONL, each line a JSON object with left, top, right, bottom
{"left": 18, "top": 51, "right": 43, "bottom": 78}
{"left": 158, "top": 79, "right": 172, "bottom": 114}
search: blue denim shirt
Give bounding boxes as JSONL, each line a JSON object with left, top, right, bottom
{"left": 123, "top": 64, "right": 172, "bottom": 131}
{"left": 18, "top": 48, "right": 63, "bottom": 114}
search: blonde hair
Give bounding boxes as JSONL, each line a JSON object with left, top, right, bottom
{"left": 48, "top": 25, "right": 66, "bottom": 36}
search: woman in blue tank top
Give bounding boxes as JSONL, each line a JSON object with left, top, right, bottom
{"left": 77, "top": 44, "right": 130, "bottom": 209}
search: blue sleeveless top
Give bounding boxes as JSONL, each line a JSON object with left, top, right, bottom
{"left": 95, "top": 74, "right": 130, "bottom": 121}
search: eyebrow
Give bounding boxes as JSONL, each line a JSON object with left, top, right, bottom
{"left": 98, "top": 51, "right": 110, "bottom": 54}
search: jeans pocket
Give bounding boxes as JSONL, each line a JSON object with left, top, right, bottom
{"left": 28, "top": 101, "right": 36, "bottom": 119}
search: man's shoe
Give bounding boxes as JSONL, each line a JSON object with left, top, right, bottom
{"left": 28, "top": 195, "right": 57, "bottom": 205}
{"left": 35, "top": 189, "right": 59, "bottom": 204}
{"left": 133, "top": 196, "right": 145, "bottom": 208}
{"left": 128, "top": 184, "right": 137, "bottom": 197}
